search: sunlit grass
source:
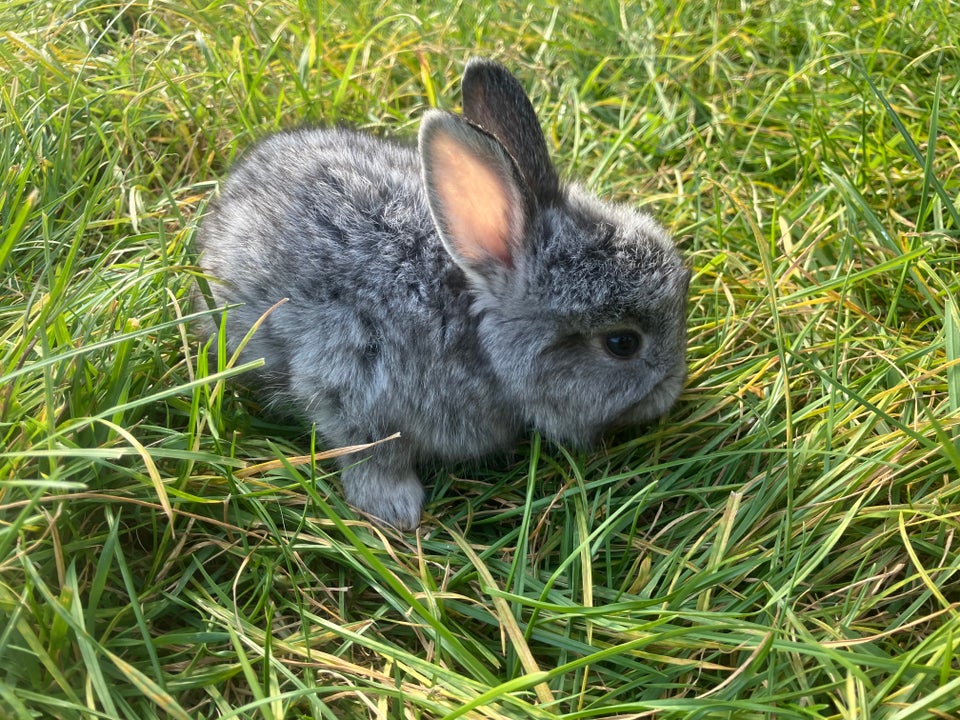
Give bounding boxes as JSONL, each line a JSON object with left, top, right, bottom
{"left": 2, "top": 0, "right": 959, "bottom": 717}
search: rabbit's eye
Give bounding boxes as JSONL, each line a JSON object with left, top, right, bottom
{"left": 603, "top": 331, "right": 642, "bottom": 359}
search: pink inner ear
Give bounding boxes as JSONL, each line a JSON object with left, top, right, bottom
{"left": 431, "top": 134, "right": 516, "bottom": 266}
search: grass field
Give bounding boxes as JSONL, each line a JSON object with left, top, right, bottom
{"left": 2, "top": 0, "right": 960, "bottom": 717}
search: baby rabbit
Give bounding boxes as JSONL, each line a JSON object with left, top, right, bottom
{"left": 197, "top": 58, "right": 690, "bottom": 529}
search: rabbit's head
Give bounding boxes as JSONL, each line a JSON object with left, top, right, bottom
{"left": 420, "top": 59, "right": 689, "bottom": 446}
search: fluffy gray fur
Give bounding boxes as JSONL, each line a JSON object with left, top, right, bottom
{"left": 196, "top": 58, "right": 690, "bottom": 529}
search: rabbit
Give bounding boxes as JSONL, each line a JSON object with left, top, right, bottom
{"left": 196, "top": 58, "right": 690, "bottom": 530}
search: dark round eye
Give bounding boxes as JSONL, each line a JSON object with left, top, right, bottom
{"left": 604, "top": 331, "right": 642, "bottom": 359}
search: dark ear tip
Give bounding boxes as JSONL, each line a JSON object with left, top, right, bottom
{"left": 464, "top": 57, "right": 500, "bottom": 72}
{"left": 463, "top": 57, "right": 511, "bottom": 85}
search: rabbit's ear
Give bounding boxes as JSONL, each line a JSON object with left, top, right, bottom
{"left": 461, "top": 58, "right": 560, "bottom": 207}
{"left": 420, "top": 110, "right": 528, "bottom": 275}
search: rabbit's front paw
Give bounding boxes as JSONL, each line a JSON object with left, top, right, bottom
{"left": 342, "top": 461, "right": 425, "bottom": 531}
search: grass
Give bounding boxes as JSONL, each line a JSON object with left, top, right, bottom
{"left": 1, "top": 0, "right": 959, "bottom": 717}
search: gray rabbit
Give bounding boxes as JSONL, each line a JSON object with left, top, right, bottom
{"left": 196, "top": 58, "right": 690, "bottom": 529}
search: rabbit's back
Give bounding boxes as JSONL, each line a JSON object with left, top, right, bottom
{"left": 202, "top": 128, "right": 442, "bottom": 303}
